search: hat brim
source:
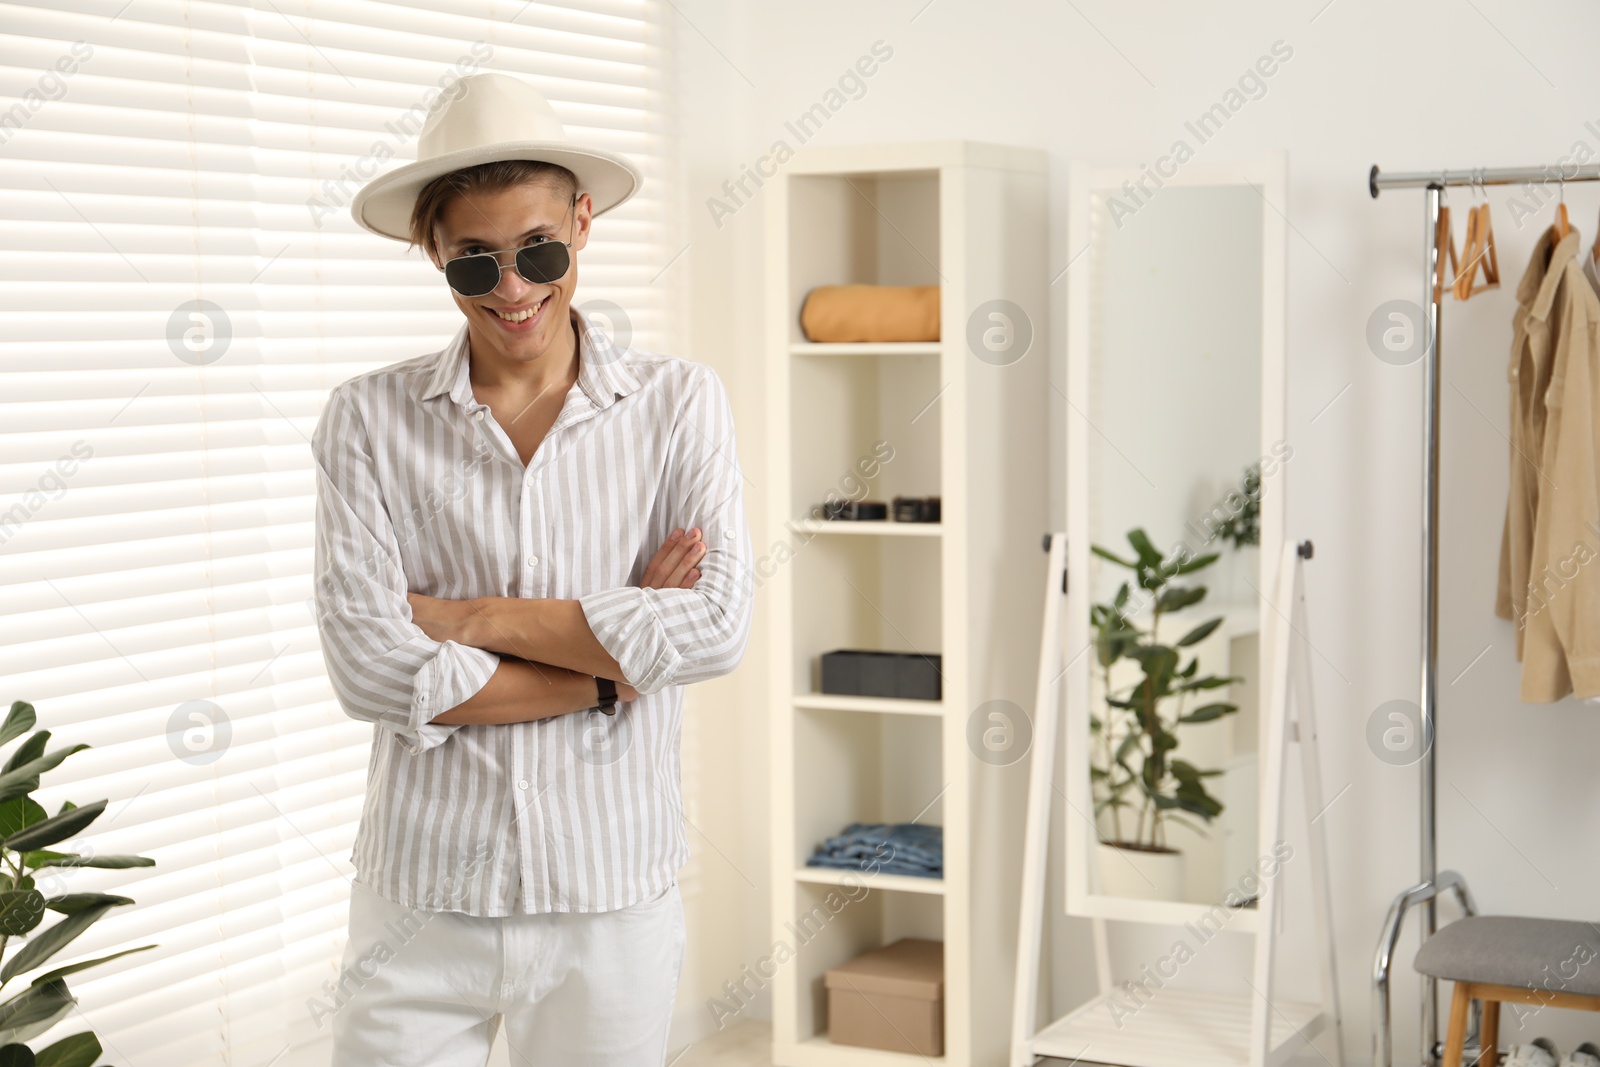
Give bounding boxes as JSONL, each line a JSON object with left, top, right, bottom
{"left": 350, "top": 141, "right": 643, "bottom": 244}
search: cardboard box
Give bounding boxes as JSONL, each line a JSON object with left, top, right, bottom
{"left": 823, "top": 938, "right": 944, "bottom": 1056}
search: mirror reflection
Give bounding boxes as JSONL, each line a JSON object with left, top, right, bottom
{"left": 1086, "top": 183, "right": 1269, "bottom": 907}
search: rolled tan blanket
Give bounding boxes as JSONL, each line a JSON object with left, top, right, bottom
{"left": 799, "top": 284, "right": 940, "bottom": 343}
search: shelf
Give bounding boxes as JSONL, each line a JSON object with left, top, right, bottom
{"left": 794, "top": 866, "right": 945, "bottom": 895}
{"left": 790, "top": 341, "right": 941, "bottom": 357}
{"left": 1066, "top": 892, "right": 1263, "bottom": 935}
{"left": 791, "top": 1034, "right": 946, "bottom": 1065}
{"left": 793, "top": 520, "right": 942, "bottom": 537}
{"left": 1029, "top": 988, "right": 1325, "bottom": 1067}
{"left": 794, "top": 693, "right": 944, "bottom": 716}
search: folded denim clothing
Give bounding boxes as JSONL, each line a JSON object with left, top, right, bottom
{"left": 805, "top": 822, "right": 943, "bottom": 878}
{"left": 806, "top": 854, "right": 942, "bottom": 878}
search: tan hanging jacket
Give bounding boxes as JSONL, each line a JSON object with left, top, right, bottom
{"left": 1496, "top": 226, "right": 1563, "bottom": 651}
{"left": 1510, "top": 229, "right": 1600, "bottom": 702}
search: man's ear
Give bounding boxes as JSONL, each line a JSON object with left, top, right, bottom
{"left": 570, "top": 192, "right": 595, "bottom": 253}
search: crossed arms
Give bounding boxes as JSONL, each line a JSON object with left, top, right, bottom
{"left": 310, "top": 365, "right": 753, "bottom": 755}
{"left": 404, "top": 529, "right": 709, "bottom": 727}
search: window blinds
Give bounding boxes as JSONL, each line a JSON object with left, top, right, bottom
{"left": 0, "top": 1, "right": 678, "bottom": 1063}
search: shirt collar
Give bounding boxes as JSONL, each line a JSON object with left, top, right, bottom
{"left": 419, "top": 307, "right": 640, "bottom": 408}
{"left": 1526, "top": 228, "right": 1583, "bottom": 323}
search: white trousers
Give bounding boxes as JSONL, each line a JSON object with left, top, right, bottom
{"left": 329, "top": 879, "right": 685, "bottom": 1067}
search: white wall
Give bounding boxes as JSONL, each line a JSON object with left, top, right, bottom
{"left": 673, "top": 1, "right": 1600, "bottom": 1062}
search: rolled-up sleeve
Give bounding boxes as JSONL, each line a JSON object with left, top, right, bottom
{"left": 578, "top": 364, "right": 755, "bottom": 694}
{"left": 311, "top": 385, "right": 500, "bottom": 754}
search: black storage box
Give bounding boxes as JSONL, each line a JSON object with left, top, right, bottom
{"left": 820, "top": 650, "right": 942, "bottom": 700}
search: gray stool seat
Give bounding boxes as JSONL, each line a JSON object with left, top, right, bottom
{"left": 1414, "top": 915, "right": 1600, "bottom": 995}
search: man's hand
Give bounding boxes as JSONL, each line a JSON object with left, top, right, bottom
{"left": 407, "top": 591, "right": 477, "bottom": 645}
{"left": 639, "top": 527, "right": 705, "bottom": 589}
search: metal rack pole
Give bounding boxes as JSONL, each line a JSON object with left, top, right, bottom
{"left": 1367, "top": 161, "right": 1600, "bottom": 1067}
{"left": 1418, "top": 178, "right": 1443, "bottom": 1063}
{"left": 1370, "top": 161, "right": 1600, "bottom": 194}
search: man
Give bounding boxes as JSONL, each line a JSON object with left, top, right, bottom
{"left": 311, "top": 72, "right": 753, "bottom": 1066}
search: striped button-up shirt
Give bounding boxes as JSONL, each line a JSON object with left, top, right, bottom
{"left": 310, "top": 308, "right": 754, "bottom": 916}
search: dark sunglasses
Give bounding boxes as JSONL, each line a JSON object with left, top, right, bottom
{"left": 438, "top": 197, "right": 577, "bottom": 298}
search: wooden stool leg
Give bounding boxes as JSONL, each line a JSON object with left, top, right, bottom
{"left": 1478, "top": 998, "right": 1499, "bottom": 1067}
{"left": 1443, "top": 982, "right": 1471, "bottom": 1067}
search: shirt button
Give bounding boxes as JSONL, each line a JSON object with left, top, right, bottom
{"left": 527, "top": 556, "right": 539, "bottom": 567}
{"left": 473, "top": 409, "right": 486, "bottom": 421}
{"left": 517, "top": 779, "right": 530, "bottom": 790}
{"left": 723, "top": 527, "right": 735, "bottom": 539}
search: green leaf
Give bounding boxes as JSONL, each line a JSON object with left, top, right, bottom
{"left": 1171, "top": 551, "right": 1221, "bottom": 575}
{"left": 0, "top": 781, "right": 37, "bottom": 809}
{"left": 1156, "top": 585, "right": 1206, "bottom": 613}
{"left": 1126, "top": 528, "right": 1164, "bottom": 568}
{"left": 1175, "top": 618, "right": 1223, "bottom": 647}
{"left": 0, "top": 980, "right": 75, "bottom": 1047}
{"left": 0, "top": 799, "right": 47, "bottom": 842}
{"left": 0, "top": 892, "right": 45, "bottom": 937}
{"left": 1178, "top": 675, "right": 1241, "bottom": 692}
{"left": 1, "top": 902, "right": 126, "bottom": 984}
{"left": 3, "top": 734, "right": 49, "bottom": 776}
{"left": 1178, "top": 703, "right": 1238, "bottom": 724}
{"left": 31, "top": 1036, "right": 99, "bottom": 1067}
{"left": 1090, "top": 544, "right": 1138, "bottom": 569}
{"left": 1175, "top": 791, "right": 1224, "bottom": 819}
{"left": 0, "top": 747, "right": 89, "bottom": 805}
{"left": 4, "top": 801, "right": 107, "bottom": 854}
{"left": 1171, "top": 759, "right": 1224, "bottom": 781}
{"left": 23, "top": 853, "right": 153, "bottom": 871}
{"left": 33, "top": 1032, "right": 99, "bottom": 1067}
{"left": 0, "top": 1043, "right": 35, "bottom": 1067}
{"left": 29, "top": 944, "right": 156, "bottom": 988}
{"left": 0, "top": 705, "right": 36, "bottom": 750}
{"left": 44, "top": 894, "right": 132, "bottom": 916}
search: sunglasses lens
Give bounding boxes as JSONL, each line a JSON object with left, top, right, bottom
{"left": 515, "top": 243, "right": 569, "bottom": 285}
{"left": 444, "top": 254, "right": 501, "bottom": 298}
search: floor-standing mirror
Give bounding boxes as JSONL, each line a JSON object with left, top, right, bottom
{"left": 1064, "top": 153, "right": 1288, "bottom": 929}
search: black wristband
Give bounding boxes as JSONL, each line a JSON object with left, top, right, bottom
{"left": 593, "top": 675, "right": 618, "bottom": 715}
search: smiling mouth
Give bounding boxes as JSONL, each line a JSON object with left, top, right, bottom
{"left": 488, "top": 296, "right": 546, "bottom": 323}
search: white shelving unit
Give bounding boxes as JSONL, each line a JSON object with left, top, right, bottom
{"left": 766, "top": 141, "right": 1049, "bottom": 1066}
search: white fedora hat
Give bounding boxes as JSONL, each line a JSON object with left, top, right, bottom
{"left": 350, "top": 71, "right": 643, "bottom": 243}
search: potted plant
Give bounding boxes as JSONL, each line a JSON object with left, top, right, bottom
{"left": 0, "top": 700, "right": 156, "bottom": 1065}
{"left": 1089, "top": 529, "right": 1238, "bottom": 901}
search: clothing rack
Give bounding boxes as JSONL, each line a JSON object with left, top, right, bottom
{"left": 1367, "top": 161, "right": 1600, "bottom": 1067}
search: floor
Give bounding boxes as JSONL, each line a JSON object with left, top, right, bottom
{"left": 666, "top": 1023, "right": 1086, "bottom": 1065}
{"left": 671, "top": 1021, "right": 773, "bottom": 1065}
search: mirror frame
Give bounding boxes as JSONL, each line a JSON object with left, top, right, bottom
{"left": 1062, "top": 151, "right": 1288, "bottom": 926}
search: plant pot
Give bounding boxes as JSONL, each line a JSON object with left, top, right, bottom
{"left": 1096, "top": 841, "right": 1185, "bottom": 901}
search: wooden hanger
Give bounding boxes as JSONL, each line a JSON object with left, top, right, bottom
{"left": 1555, "top": 175, "right": 1573, "bottom": 239}
{"left": 1453, "top": 178, "right": 1500, "bottom": 301}
{"left": 1432, "top": 202, "right": 1459, "bottom": 302}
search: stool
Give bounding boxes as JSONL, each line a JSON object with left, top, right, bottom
{"left": 1413, "top": 915, "right": 1600, "bottom": 1067}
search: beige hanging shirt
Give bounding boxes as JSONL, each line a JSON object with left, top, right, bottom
{"left": 1511, "top": 229, "right": 1600, "bottom": 701}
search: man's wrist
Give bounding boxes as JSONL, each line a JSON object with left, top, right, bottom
{"left": 465, "top": 597, "right": 506, "bottom": 654}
